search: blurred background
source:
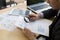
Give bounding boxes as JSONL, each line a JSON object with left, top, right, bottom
{"left": 27, "top": 0, "right": 44, "bottom": 5}
{"left": 0, "top": 0, "right": 44, "bottom": 9}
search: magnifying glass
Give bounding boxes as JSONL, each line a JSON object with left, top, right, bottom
{"left": 24, "top": 17, "right": 30, "bottom": 23}
{"left": 24, "top": 10, "right": 31, "bottom": 23}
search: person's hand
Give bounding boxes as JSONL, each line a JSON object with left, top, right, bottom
{"left": 23, "top": 28, "right": 36, "bottom": 40}
{"left": 28, "top": 13, "right": 40, "bottom": 22}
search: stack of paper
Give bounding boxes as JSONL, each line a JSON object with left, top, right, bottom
{"left": 0, "top": 8, "right": 31, "bottom": 31}
{"left": 16, "top": 17, "right": 52, "bottom": 36}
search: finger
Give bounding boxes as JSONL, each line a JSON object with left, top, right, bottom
{"left": 29, "top": 17, "right": 37, "bottom": 22}
{"left": 24, "top": 28, "right": 35, "bottom": 37}
{"left": 17, "top": 27, "right": 23, "bottom": 31}
{"left": 24, "top": 28, "right": 35, "bottom": 40}
{"left": 29, "top": 14, "right": 36, "bottom": 17}
{"left": 24, "top": 28, "right": 32, "bottom": 34}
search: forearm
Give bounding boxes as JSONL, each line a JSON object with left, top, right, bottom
{"left": 39, "top": 9, "right": 58, "bottom": 19}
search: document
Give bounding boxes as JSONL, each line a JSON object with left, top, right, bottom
{"left": 0, "top": 8, "right": 31, "bottom": 31}
{"left": 0, "top": 16, "right": 18, "bottom": 31}
{"left": 26, "top": 19, "right": 52, "bottom": 37}
{"left": 16, "top": 17, "right": 52, "bottom": 36}
{"left": 8, "top": 8, "right": 31, "bottom": 16}
{"left": 0, "top": 8, "right": 22, "bottom": 31}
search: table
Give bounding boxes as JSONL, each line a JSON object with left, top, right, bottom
{"left": 0, "top": 2, "right": 29, "bottom": 40}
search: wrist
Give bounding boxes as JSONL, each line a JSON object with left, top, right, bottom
{"left": 38, "top": 12, "right": 44, "bottom": 19}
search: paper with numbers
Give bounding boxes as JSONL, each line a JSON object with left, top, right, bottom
{"left": 0, "top": 16, "right": 18, "bottom": 31}
{"left": 16, "top": 18, "right": 52, "bottom": 37}
{"left": 0, "top": 8, "right": 31, "bottom": 31}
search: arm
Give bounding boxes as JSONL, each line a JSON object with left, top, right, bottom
{"left": 53, "top": 19, "right": 60, "bottom": 40}
{"left": 27, "top": 9, "right": 58, "bottom": 22}
{"left": 42, "top": 9, "right": 58, "bottom": 19}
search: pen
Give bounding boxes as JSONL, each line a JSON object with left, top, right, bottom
{"left": 27, "top": 6, "right": 37, "bottom": 14}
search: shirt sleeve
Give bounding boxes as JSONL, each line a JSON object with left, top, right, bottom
{"left": 38, "top": 12, "right": 44, "bottom": 18}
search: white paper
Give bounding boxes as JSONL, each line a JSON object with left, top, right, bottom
{"left": 0, "top": 16, "right": 18, "bottom": 31}
{"left": 16, "top": 18, "right": 52, "bottom": 36}
{"left": 8, "top": 8, "right": 25, "bottom": 16}
{"left": 0, "top": 11, "right": 9, "bottom": 23}
{"left": 26, "top": 19, "right": 52, "bottom": 36}
{"left": 0, "top": 8, "right": 31, "bottom": 31}
{"left": 15, "top": 16, "right": 27, "bottom": 29}
{"left": 8, "top": 8, "right": 31, "bottom": 16}
{"left": 0, "top": 8, "right": 23, "bottom": 31}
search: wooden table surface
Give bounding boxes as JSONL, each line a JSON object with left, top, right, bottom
{"left": 0, "top": 2, "right": 29, "bottom": 40}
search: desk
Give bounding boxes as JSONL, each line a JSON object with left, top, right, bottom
{"left": 0, "top": 2, "right": 29, "bottom": 40}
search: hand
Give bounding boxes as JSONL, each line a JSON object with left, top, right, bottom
{"left": 23, "top": 28, "right": 35, "bottom": 40}
{"left": 28, "top": 13, "right": 40, "bottom": 22}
